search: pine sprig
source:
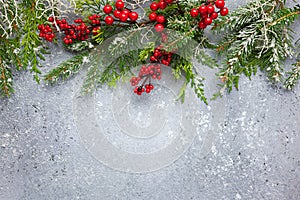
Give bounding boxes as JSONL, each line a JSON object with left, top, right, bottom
{"left": 44, "top": 51, "right": 90, "bottom": 84}
{"left": 0, "top": 58, "right": 14, "bottom": 97}
{"left": 284, "top": 60, "right": 300, "bottom": 89}
{"left": 213, "top": 0, "right": 300, "bottom": 93}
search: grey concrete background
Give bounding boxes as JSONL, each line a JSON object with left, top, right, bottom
{"left": 1, "top": 0, "right": 300, "bottom": 199}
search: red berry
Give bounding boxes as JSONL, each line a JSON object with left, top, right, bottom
{"left": 38, "top": 24, "right": 43, "bottom": 30}
{"left": 206, "top": 5, "right": 214, "bottom": 14}
{"left": 149, "top": 12, "right": 157, "bottom": 21}
{"left": 198, "top": 21, "right": 206, "bottom": 29}
{"left": 165, "top": 0, "right": 173, "bottom": 4}
{"left": 149, "top": 84, "right": 154, "bottom": 90}
{"left": 220, "top": 7, "right": 229, "bottom": 16}
{"left": 215, "top": 0, "right": 225, "bottom": 9}
{"left": 158, "top": 1, "right": 167, "bottom": 10}
{"left": 103, "top": 5, "right": 113, "bottom": 14}
{"left": 204, "top": 17, "right": 213, "bottom": 25}
{"left": 105, "top": 16, "right": 114, "bottom": 25}
{"left": 210, "top": 12, "right": 218, "bottom": 19}
{"left": 146, "top": 88, "right": 151, "bottom": 93}
{"left": 200, "top": 12, "right": 208, "bottom": 19}
{"left": 150, "top": 56, "right": 157, "bottom": 62}
{"left": 129, "top": 12, "right": 138, "bottom": 21}
{"left": 198, "top": 5, "right": 207, "bottom": 14}
{"left": 115, "top": 0, "right": 124, "bottom": 10}
{"left": 134, "top": 87, "right": 138, "bottom": 93}
{"left": 150, "top": 2, "right": 158, "bottom": 11}
{"left": 153, "top": 52, "right": 160, "bottom": 58}
{"left": 113, "top": 10, "right": 121, "bottom": 18}
{"left": 119, "top": 12, "right": 128, "bottom": 22}
{"left": 156, "top": 15, "right": 165, "bottom": 23}
{"left": 122, "top": 9, "right": 130, "bottom": 15}
{"left": 48, "top": 17, "right": 54, "bottom": 22}
{"left": 154, "top": 23, "right": 164, "bottom": 32}
{"left": 190, "top": 8, "right": 198, "bottom": 18}
{"left": 157, "top": 76, "right": 161, "bottom": 80}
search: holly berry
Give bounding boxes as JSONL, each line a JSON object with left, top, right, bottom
{"left": 154, "top": 23, "right": 164, "bottom": 32}
{"left": 129, "top": 12, "right": 139, "bottom": 21}
{"left": 113, "top": 10, "right": 121, "bottom": 18}
{"left": 204, "top": 17, "right": 212, "bottom": 25}
{"left": 115, "top": 0, "right": 124, "bottom": 10}
{"left": 48, "top": 16, "right": 54, "bottom": 22}
{"left": 220, "top": 7, "right": 229, "bottom": 16}
{"left": 156, "top": 15, "right": 165, "bottom": 23}
{"left": 210, "top": 12, "right": 218, "bottom": 20}
{"left": 149, "top": 12, "right": 157, "bottom": 21}
{"left": 105, "top": 16, "right": 114, "bottom": 25}
{"left": 198, "top": 5, "right": 207, "bottom": 14}
{"left": 206, "top": 5, "right": 215, "bottom": 14}
{"left": 190, "top": 8, "right": 199, "bottom": 18}
{"left": 103, "top": 5, "right": 113, "bottom": 14}
{"left": 119, "top": 11, "right": 129, "bottom": 22}
{"left": 158, "top": 1, "right": 167, "bottom": 10}
{"left": 215, "top": 0, "right": 225, "bottom": 9}
{"left": 198, "top": 21, "right": 206, "bottom": 29}
{"left": 150, "top": 2, "right": 159, "bottom": 11}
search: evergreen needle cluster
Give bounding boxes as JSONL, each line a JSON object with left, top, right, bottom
{"left": 213, "top": 0, "right": 300, "bottom": 95}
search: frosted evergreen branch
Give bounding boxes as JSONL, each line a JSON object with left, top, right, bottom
{"left": 284, "top": 60, "right": 300, "bottom": 89}
{"left": 0, "top": 58, "right": 13, "bottom": 97}
{"left": 44, "top": 51, "right": 90, "bottom": 84}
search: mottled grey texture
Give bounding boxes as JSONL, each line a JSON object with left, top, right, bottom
{"left": 1, "top": 0, "right": 300, "bottom": 199}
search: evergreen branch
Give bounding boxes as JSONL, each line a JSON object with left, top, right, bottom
{"left": 284, "top": 60, "right": 300, "bottom": 89}
{"left": 0, "top": 57, "right": 13, "bottom": 97}
{"left": 267, "top": 10, "right": 300, "bottom": 27}
{"left": 44, "top": 51, "right": 89, "bottom": 84}
{"left": 213, "top": 0, "right": 300, "bottom": 93}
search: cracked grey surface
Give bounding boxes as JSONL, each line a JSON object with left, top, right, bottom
{"left": 1, "top": 0, "right": 300, "bottom": 199}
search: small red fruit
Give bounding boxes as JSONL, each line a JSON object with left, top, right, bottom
{"left": 105, "top": 16, "right": 114, "bottom": 25}
{"left": 119, "top": 11, "right": 128, "bottom": 22}
{"left": 198, "top": 5, "right": 207, "bottom": 14}
{"left": 198, "top": 21, "right": 206, "bottom": 29}
{"left": 215, "top": 0, "right": 225, "bottom": 9}
{"left": 103, "top": 5, "right": 113, "bottom": 14}
{"left": 210, "top": 12, "right": 218, "bottom": 19}
{"left": 129, "top": 12, "right": 138, "bottom": 21}
{"left": 154, "top": 23, "right": 164, "bottom": 32}
{"left": 149, "top": 12, "right": 157, "bottom": 21}
{"left": 204, "top": 17, "right": 212, "bottom": 25}
{"left": 220, "top": 7, "right": 229, "bottom": 16}
{"left": 150, "top": 2, "right": 159, "bottom": 11}
{"left": 115, "top": 0, "right": 124, "bottom": 10}
{"left": 158, "top": 1, "right": 167, "bottom": 10}
{"left": 48, "top": 17, "right": 54, "bottom": 22}
{"left": 190, "top": 8, "right": 199, "bottom": 18}
{"left": 113, "top": 10, "right": 121, "bottom": 18}
{"left": 206, "top": 5, "right": 214, "bottom": 14}
{"left": 156, "top": 15, "right": 165, "bottom": 23}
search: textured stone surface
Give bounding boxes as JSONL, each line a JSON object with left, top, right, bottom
{"left": 1, "top": 0, "right": 300, "bottom": 199}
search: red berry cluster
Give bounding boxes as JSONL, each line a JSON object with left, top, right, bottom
{"left": 38, "top": 0, "right": 139, "bottom": 44}
{"left": 103, "top": 1, "right": 139, "bottom": 23}
{"left": 131, "top": 65, "right": 162, "bottom": 95}
{"left": 150, "top": 46, "right": 173, "bottom": 66}
{"left": 148, "top": 0, "right": 174, "bottom": 32}
{"left": 38, "top": 24, "right": 55, "bottom": 42}
{"left": 190, "top": 0, "right": 228, "bottom": 29}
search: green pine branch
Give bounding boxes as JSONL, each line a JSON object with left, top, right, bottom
{"left": 44, "top": 51, "right": 90, "bottom": 84}
{"left": 213, "top": 0, "right": 300, "bottom": 93}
